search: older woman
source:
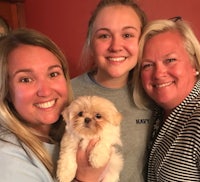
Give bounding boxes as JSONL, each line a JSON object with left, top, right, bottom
{"left": 134, "top": 18, "right": 200, "bottom": 181}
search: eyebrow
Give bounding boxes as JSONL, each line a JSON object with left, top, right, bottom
{"left": 12, "top": 65, "right": 62, "bottom": 77}
{"left": 94, "top": 26, "right": 139, "bottom": 34}
{"left": 123, "top": 26, "right": 139, "bottom": 31}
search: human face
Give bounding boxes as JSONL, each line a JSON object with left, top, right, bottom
{"left": 141, "top": 31, "right": 197, "bottom": 111}
{"left": 8, "top": 45, "right": 68, "bottom": 134}
{"left": 92, "top": 5, "right": 141, "bottom": 84}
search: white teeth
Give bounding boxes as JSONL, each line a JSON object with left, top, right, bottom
{"left": 108, "top": 57, "right": 126, "bottom": 62}
{"left": 36, "top": 100, "right": 55, "bottom": 109}
{"left": 155, "top": 82, "right": 173, "bottom": 88}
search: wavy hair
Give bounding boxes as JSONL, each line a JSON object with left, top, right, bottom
{"left": 0, "top": 28, "right": 73, "bottom": 176}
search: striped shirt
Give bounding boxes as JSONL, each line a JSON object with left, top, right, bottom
{"left": 148, "top": 80, "right": 200, "bottom": 182}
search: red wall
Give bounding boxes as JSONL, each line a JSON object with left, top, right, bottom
{"left": 24, "top": 0, "right": 200, "bottom": 78}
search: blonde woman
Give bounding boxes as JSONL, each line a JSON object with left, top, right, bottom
{"left": 0, "top": 28, "right": 105, "bottom": 182}
{"left": 72, "top": 1, "right": 152, "bottom": 181}
{"left": 134, "top": 18, "right": 200, "bottom": 181}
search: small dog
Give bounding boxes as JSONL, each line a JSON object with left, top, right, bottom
{"left": 57, "top": 96, "right": 123, "bottom": 182}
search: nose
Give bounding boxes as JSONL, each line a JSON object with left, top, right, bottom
{"left": 153, "top": 64, "right": 167, "bottom": 79}
{"left": 36, "top": 80, "right": 52, "bottom": 97}
{"left": 108, "top": 36, "right": 122, "bottom": 52}
{"left": 85, "top": 117, "right": 91, "bottom": 124}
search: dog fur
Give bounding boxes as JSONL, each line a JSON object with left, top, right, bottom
{"left": 57, "top": 96, "right": 123, "bottom": 182}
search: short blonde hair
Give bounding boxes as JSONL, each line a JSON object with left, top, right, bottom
{"left": 133, "top": 19, "right": 200, "bottom": 109}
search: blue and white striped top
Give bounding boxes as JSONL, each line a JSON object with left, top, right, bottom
{"left": 148, "top": 80, "right": 200, "bottom": 182}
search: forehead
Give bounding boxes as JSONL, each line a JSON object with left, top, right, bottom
{"left": 141, "top": 30, "right": 193, "bottom": 62}
{"left": 144, "top": 31, "right": 185, "bottom": 52}
{"left": 148, "top": 31, "right": 183, "bottom": 44}
{"left": 8, "top": 45, "right": 61, "bottom": 70}
{"left": 9, "top": 44, "right": 56, "bottom": 59}
{"left": 93, "top": 5, "right": 141, "bottom": 31}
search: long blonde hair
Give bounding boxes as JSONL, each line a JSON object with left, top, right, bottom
{"left": 0, "top": 28, "right": 73, "bottom": 176}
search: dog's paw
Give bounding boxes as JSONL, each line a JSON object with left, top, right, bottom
{"left": 57, "top": 165, "right": 77, "bottom": 182}
{"left": 57, "top": 157, "right": 77, "bottom": 182}
{"left": 57, "top": 174, "right": 75, "bottom": 182}
{"left": 89, "top": 146, "right": 110, "bottom": 168}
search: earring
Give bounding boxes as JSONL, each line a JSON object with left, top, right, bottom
{"left": 196, "top": 71, "right": 199, "bottom": 76}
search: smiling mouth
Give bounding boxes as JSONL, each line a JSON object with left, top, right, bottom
{"left": 153, "top": 81, "right": 174, "bottom": 88}
{"left": 107, "top": 57, "right": 126, "bottom": 62}
{"left": 35, "top": 100, "right": 56, "bottom": 109}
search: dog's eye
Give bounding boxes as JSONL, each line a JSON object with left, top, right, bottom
{"left": 78, "top": 111, "right": 83, "bottom": 117}
{"left": 95, "top": 113, "right": 102, "bottom": 119}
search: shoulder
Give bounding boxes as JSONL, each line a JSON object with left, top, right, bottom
{"left": 0, "top": 132, "right": 54, "bottom": 182}
{"left": 71, "top": 73, "right": 88, "bottom": 84}
{"left": 71, "top": 72, "right": 97, "bottom": 97}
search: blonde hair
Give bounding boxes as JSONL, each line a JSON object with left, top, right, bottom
{"left": 0, "top": 16, "right": 11, "bottom": 36}
{"left": 0, "top": 28, "right": 73, "bottom": 176}
{"left": 133, "top": 19, "right": 200, "bottom": 109}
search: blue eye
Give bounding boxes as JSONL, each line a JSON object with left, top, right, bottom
{"left": 142, "top": 63, "right": 154, "bottom": 70}
{"left": 166, "top": 58, "right": 176, "bottom": 63}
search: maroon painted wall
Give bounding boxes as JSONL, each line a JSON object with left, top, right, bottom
{"left": 24, "top": 0, "right": 200, "bottom": 78}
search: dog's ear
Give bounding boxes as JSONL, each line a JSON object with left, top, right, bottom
{"left": 62, "top": 107, "right": 70, "bottom": 124}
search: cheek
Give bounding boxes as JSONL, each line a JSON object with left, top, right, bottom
{"left": 141, "top": 72, "right": 154, "bottom": 96}
{"left": 171, "top": 63, "right": 194, "bottom": 79}
{"left": 61, "top": 87, "right": 68, "bottom": 104}
{"left": 11, "top": 87, "right": 31, "bottom": 103}
{"left": 127, "top": 41, "right": 139, "bottom": 54}
{"left": 141, "top": 72, "right": 150, "bottom": 88}
{"left": 55, "top": 80, "right": 69, "bottom": 104}
{"left": 92, "top": 43, "right": 106, "bottom": 65}
{"left": 9, "top": 87, "right": 32, "bottom": 117}
{"left": 92, "top": 40, "right": 109, "bottom": 55}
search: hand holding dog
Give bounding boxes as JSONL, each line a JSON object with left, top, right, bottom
{"left": 75, "top": 139, "right": 108, "bottom": 182}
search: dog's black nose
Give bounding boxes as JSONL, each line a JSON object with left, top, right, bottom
{"left": 85, "top": 117, "right": 91, "bottom": 124}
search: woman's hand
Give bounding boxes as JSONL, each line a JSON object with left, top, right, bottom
{"left": 75, "top": 139, "right": 107, "bottom": 182}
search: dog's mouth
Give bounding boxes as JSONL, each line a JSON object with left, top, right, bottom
{"left": 83, "top": 117, "right": 96, "bottom": 129}
{"left": 83, "top": 118, "right": 96, "bottom": 130}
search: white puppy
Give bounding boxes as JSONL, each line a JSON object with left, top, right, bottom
{"left": 57, "top": 96, "right": 123, "bottom": 182}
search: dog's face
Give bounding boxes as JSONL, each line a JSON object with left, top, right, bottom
{"left": 62, "top": 96, "right": 122, "bottom": 137}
